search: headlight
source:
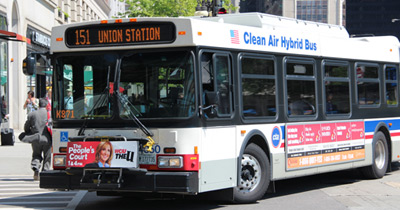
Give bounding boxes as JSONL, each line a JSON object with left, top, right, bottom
{"left": 53, "top": 154, "right": 66, "bottom": 167}
{"left": 158, "top": 156, "right": 183, "bottom": 168}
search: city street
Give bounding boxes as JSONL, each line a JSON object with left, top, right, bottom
{"left": 1, "top": 140, "right": 400, "bottom": 210}
{"left": 2, "top": 1, "right": 400, "bottom": 210}
{"left": 74, "top": 162, "right": 400, "bottom": 210}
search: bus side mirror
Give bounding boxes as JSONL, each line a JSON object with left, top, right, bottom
{"left": 203, "top": 91, "right": 219, "bottom": 118}
{"left": 23, "top": 55, "right": 36, "bottom": 76}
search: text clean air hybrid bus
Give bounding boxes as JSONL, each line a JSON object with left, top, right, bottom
{"left": 25, "top": 12, "right": 400, "bottom": 203}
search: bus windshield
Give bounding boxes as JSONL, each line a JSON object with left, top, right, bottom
{"left": 118, "top": 51, "right": 195, "bottom": 118}
{"left": 53, "top": 50, "right": 195, "bottom": 120}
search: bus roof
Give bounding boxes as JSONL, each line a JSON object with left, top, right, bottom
{"left": 50, "top": 13, "right": 400, "bottom": 63}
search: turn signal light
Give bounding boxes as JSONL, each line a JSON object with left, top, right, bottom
{"left": 59, "top": 147, "right": 68, "bottom": 153}
{"left": 164, "top": 147, "right": 176, "bottom": 154}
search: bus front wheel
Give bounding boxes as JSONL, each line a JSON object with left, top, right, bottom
{"left": 362, "top": 131, "right": 389, "bottom": 179}
{"left": 233, "top": 143, "right": 270, "bottom": 203}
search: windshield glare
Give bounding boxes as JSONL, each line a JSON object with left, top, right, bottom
{"left": 119, "top": 51, "right": 195, "bottom": 118}
{"left": 53, "top": 51, "right": 195, "bottom": 120}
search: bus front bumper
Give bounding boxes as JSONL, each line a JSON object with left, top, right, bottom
{"left": 39, "top": 168, "right": 198, "bottom": 194}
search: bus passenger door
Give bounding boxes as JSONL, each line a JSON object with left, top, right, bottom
{"left": 199, "top": 51, "right": 236, "bottom": 192}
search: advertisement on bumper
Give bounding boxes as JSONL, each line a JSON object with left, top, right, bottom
{"left": 66, "top": 141, "right": 138, "bottom": 168}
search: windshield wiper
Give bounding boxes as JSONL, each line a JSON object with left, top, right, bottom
{"left": 78, "top": 67, "right": 111, "bottom": 136}
{"left": 116, "top": 92, "right": 155, "bottom": 152}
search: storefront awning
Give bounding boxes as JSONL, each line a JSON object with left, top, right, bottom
{"left": 0, "top": 30, "right": 31, "bottom": 44}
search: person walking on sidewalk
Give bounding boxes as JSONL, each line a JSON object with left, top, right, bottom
{"left": 24, "top": 98, "right": 52, "bottom": 180}
{"left": 23, "top": 91, "right": 38, "bottom": 114}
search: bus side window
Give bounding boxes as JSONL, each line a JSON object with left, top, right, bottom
{"left": 385, "top": 65, "right": 398, "bottom": 106}
{"left": 356, "top": 64, "right": 380, "bottom": 105}
{"left": 324, "top": 62, "right": 350, "bottom": 115}
{"left": 286, "top": 61, "right": 316, "bottom": 116}
{"left": 240, "top": 56, "right": 276, "bottom": 118}
{"left": 201, "top": 52, "right": 214, "bottom": 112}
{"left": 201, "top": 53, "right": 214, "bottom": 94}
{"left": 215, "top": 56, "right": 231, "bottom": 115}
{"left": 200, "top": 52, "right": 232, "bottom": 117}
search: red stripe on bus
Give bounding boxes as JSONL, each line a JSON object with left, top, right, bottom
{"left": 390, "top": 132, "right": 400, "bottom": 137}
{"left": 366, "top": 131, "right": 400, "bottom": 140}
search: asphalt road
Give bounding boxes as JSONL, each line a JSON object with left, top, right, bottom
{"left": 2, "top": 141, "right": 400, "bottom": 209}
{"left": 73, "top": 162, "right": 400, "bottom": 210}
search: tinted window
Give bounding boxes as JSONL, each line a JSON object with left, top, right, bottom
{"left": 286, "top": 60, "right": 316, "bottom": 116}
{"left": 324, "top": 62, "right": 350, "bottom": 115}
{"left": 356, "top": 64, "right": 380, "bottom": 105}
{"left": 385, "top": 65, "right": 398, "bottom": 106}
{"left": 241, "top": 57, "right": 276, "bottom": 118}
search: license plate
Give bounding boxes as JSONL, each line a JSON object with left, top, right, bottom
{"left": 139, "top": 153, "right": 156, "bottom": 165}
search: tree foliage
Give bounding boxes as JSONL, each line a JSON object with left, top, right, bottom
{"left": 121, "top": 0, "right": 237, "bottom": 17}
{"left": 122, "top": 0, "right": 197, "bottom": 17}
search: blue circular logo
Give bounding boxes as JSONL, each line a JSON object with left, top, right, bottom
{"left": 272, "top": 127, "right": 281, "bottom": 148}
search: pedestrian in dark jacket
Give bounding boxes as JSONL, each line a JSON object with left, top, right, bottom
{"left": 23, "top": 98, "right": 51, "bottom": 180}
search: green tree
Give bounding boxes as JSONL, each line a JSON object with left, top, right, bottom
{"left": 121, "top": 0, "right": 237, "bottom": 17}
{"left": 122, "top": 0, "right": 197, "bottom": 17}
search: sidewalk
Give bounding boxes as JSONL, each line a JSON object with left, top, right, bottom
{"left": 0, "top": 129, "right": 34, "bottom": 175}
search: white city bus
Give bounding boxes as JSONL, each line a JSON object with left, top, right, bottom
{"left": 29, "top": 12, "right": 400, "bottom": 203}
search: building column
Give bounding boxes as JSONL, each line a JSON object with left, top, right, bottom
{"left": 283, "top": 0, "right": 296, "bottom": 19}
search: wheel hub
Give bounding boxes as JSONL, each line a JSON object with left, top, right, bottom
{"left": 238, "top": 154, "right": 261, "bottom": 193}
{"left": 375, "top": 140, "right": 386, "bottom": 169}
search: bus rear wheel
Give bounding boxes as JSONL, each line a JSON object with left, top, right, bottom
{"left": 361, "top": 131, "right": 389, "bottom": 179}
{"left": 233, "top": 143, "right": 270, "bottom": 203}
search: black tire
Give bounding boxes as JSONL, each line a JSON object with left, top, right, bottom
{"left": 233, "top": 143, "right": 270, "bottom": 203}
{"left": 361, "top": 131, "right": 389, "bottom": 179}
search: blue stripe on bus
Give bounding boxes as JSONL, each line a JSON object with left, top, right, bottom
{"left": 365, "top": 119, "right": 400, "bottom": 133}
{"left": 281, "top": 125, "right": 285, "bottom": 140}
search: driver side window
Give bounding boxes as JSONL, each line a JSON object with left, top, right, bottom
{"left": 200, "top": 52, "right": 232, "bottom": 117}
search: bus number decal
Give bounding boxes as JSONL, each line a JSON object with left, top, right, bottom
{"left": 286, "top": 121, "right": 365, "bottom": 170}
{"left": 143, "top": 145, "right": 161, "bottom": 154}
{"left": 56, "top": 110, "right": 75, "bottom": 119}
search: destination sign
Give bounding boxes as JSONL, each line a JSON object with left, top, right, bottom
{"left": 65, "top": 22, "right": 176, "bottom": 47}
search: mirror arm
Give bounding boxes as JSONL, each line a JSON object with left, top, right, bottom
{"left": 199, "top": 104, "right": 217, "bottom": 117}
{"left": 201, "top": 104, "right": 216, "bottom": 110}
